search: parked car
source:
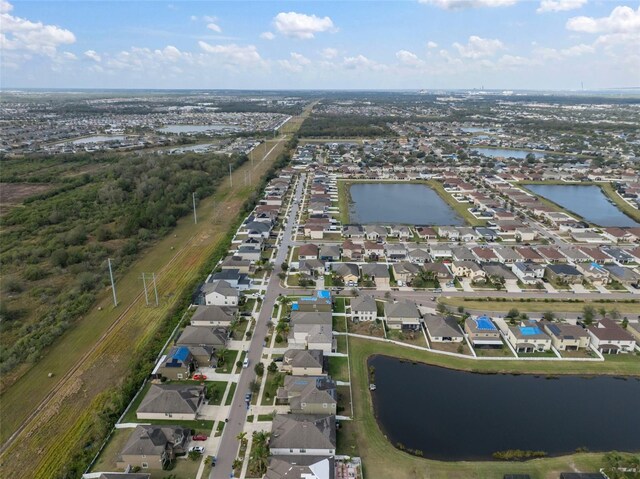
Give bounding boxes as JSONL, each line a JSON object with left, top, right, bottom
{"left": 189, "top": 446, "right": 205, "bottom": 454}
{"left": 192, "top": 374, "right": 207, "bottom": 381}
{"left": 243, "top": 357, "right": 250, "bottom": 368}
{"left": 192, "top": 434, "right": 208, "bottom": 441}
{"left": 245, "top": 392, "right": 252, "bottom": 402}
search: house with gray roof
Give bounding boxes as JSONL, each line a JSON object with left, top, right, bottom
{"left": 350, "top": 294, "right": 377, "bottom": 322}
{"left": 282, "top": 349, "right": 325, "bottom": 376}
{"left": 506, "top": 320, "right": 551, "bottom": 353}
{"left": 136, "top": 384, "right": 206, "bottom": 421}
{"left": 270, "top": 414, "right": 336, "bottom": 456}
{"left": 384, "top": 300, "right": 421, "bottom": 331}
{"left": 424, "top": 315, "right": 463, "bottom": 343}
{"left": 265, "top": 456, "right": 334, "bottom": 479}
{"left": 361, "top": 263, "right": 390, "bottom": 288}
{"left": 190, "top": 305, "right": 237, "bottom": 327}
{"left": 176, "top": 326, "right": 228, "bottom": 367}
{"left": 201, "top": 280, "right": 239, "bottom": 306}
{"left": 276, "top": 376, "right": 337, "bottom": 414}
{"left": 117, "top": 425, "right": 189, "bottom": 470}
{"left": 155, "top": 346, "right": 196, "bottom": 380}
{"left": 542, "top": 322, "right": 590, "bottom": 351}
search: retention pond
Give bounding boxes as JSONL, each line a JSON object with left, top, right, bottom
{"left": 369, "top": 355, "right": 640, "bottom": 461}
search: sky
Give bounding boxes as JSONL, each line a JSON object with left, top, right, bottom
{"left": 1, "top": 0, "right": 639, "bottom": 90}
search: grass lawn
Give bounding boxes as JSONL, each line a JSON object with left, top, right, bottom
{"left": 348, "top": 319, "right": 385, "bottom": 338}
{"left": 440, "top": 297, "right": 640, "bottom": 315}
{"left": 336, "top": 335, "right": 348, "bottom": 353}
{"left": 346, "top": 337, "right": 638, "bottom": 479}
{"left": 161, "top": 456, "right": 204, "bottom": 479}
{"left": 387, "top": 329, "right": 428, "bottom": 348}
{"left": 214, "top": 421, "right": 225, "bottom": 437}
{"left": 334, "top": 297, "right": 346, "bottom": 313}
{"left": 90, "top": 429, "right": 130, "bottom": 472}
{"left": 120, "top": 381, "right": 153, "bottom": 423}
{"left": 207, "top": 381, "right": 228, "bottom": 405}
{"left": 333, "top": 314, "right": 348, "bottom": 333}
{"left": 225, "top": 382, "right": 237, "bottom": 406}
{"left": 336, "top": 385, "right": 352, "bottom": 417}
{"left": 328, "top": 356, "right": 350, "bottom": 382}
{"left": 215, "top": 349, "right": 239, "bottom": 373}
{"left": 260, "top": 370, "right": 285, "bottom": 405}
{"left": 257, "top": 413, "right": 276, "bottom": 422}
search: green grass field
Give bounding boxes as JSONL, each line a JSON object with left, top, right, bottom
{"left": 345, "top": 336, "right": 639, "bottom": 479}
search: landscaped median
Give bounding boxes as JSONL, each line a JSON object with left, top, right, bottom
{"left": 343, "top": 336, "right": 640, "bottom": 479}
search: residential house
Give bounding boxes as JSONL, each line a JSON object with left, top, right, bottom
{"left": 384, "top": 300, "right": 421, "bottom": 331}
{"left": 319, "top": 244, "right": 341, "bottom": 261}
{"left": 341, "top": 240, "right": 364, "bottom": 261}
{"left": 136, "top": 384, "right": 206, "bottom": 421}
{"left": 361, "top": 263, "right": 390, "bottom": 288}
{"left": 175, "top": 326, "right": 228, "bottom": 367}
{"left": 389, "top": 225, "right": 412, "bottom": 240}
{"left": 511, "top": 262, "right": 545, "bottom": 285}
{"left": 506, "top": 321, "right": 552, "bottom": 353}
{"left": 544, "top": 264, "right": 583, "bottom": 285}
{"left": 451, "top": 247, "right": 477, "bottom": 262}
{"left": 351, "top": 295, "right": 377, "bottom": 322}
{"left": 155, "top": 346, "right": 196, "bottom": 380}
{"left": 464, "top": 316, "right": 502, "bottom": 348}
{"left": 438, "top": 226, "right": 460, "bottom": 241}
{"left": 221, "top": 255, "right": 253, "bottom": 274}
{"left": 190, "top": 305, "right": 237, "bottom": 327}
{"left": 363, "top": 240, "right": 385, "bottom": 259}
{"left": 298, "top": 259, "right": 326, "bottom": 277}
{"left": 575, "top": 262, "right": 610, "bottom": 285}
{"left": 331, "top": 263, "right": 360, "bottom": 285}
{"left": 210, "top": 269, "right": 251, "bottom": 291}
{"left": 265, "top": 456, "right": 334, "bottom": 479}
{"left": 117, "top": 425, "right": 190, "bottom": 470}
{"left": 423, "top": 262, "right": 454, "bottom": 281}
{"left": 298, "top": 244, "right": 319, "bottom": 260}
{"left": 282, "top": 349, "right": 326, "bottom": 376}
{"left": 494, "top": 247, "right": 523, "bottom": 264}
{"left": 415, "top": 226, "right": 437, "bottom": 240}
{"left": 391, "top": 262, "right": 422, "bottom": 285}
{"left": 472, "top": 247, "right": 499, "bottom": 263}
{"left": 276, "top": 376, "right": 337, "bottom": 414}
{"left": 451, "top": 261, "right": 486, "bottom": 281}
{"left": 587, "top": 318, "right": 637, "bottom": 354}
{"left": 365, "top": 224, "right": 388, "bottom": 241}
{"left": 429, "top": 245, "right": 453, "bottom": 261}
{"left": 289, "top": 311, "right": 333, "bottom": 353}
{"left": 424, "top": 314, "right": 463, "bottom": 343}
{"left": 604, "top": 264, "right": 640, "bottom": 287}
{"left": 384, "top": 243, "right": 408, "bottom": 261}
{"left": 269, "top": 414, "right": 336, "bottom": 456}
{"left": 542, "top": 322, "right": 590, "bottom": 351}
{"left": 343, "top": 224, "right": 365, "bottom": 239}
{"left": 201, "top": 280, "right": 239, "bottom": 306}
{"left": 244, "top": 221, "right": 271, "bottom": 239}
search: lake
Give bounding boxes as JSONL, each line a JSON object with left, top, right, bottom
{"left": 348, "top": 183, "right": 464, "bottom": 225}
{"left": 158, "top": 124, "right": 233, "bottom": 134}
{"left": 70, "top": 135, "right": 125, "bottom": 144}
{"left": 473, "top": 148, "right": 544, "bottom": 159}
{"left": 369, "top": 355, "right": 640, "bottom": 461}
{"left": 526, "top": 184, "right": 639, "bottom": 227}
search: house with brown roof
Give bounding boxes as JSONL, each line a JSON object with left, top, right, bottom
{"left": 542, "top": 322, "right": 590, "bottom": 351}
{"left": 117, "top": 425, "right": 190, "bottom": 470}
{"left": 587, "top": 318, "right": 636, "bottom": 354}
{"left": 298, "top": 244, "right": 319, "bottom": 260}
{"left": 471, "top": 246, "right": 499, "bottom": 263}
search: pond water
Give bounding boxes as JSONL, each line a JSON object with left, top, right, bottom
{"left": 526, "top": 184, "right": 639, "bottom": 227}
{"left": 348, "top": 183, "right": 464, "bottom": 225}
{"left": 369, "top": 355, "right": 640, "bottom": 461}
{"left": 473, "top": 148, "right": 545, "bottom": 159}
{"left": 158, "top": 124, "right": 232, "bottom": 134}
{"left": 70, "top": 135, "right": 126, "bottom": 144}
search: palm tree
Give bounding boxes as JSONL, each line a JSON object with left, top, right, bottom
{"left": 250, "top": 431, "right": 271, "bottom": 475}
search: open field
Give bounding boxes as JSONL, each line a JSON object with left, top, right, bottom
{"left": 440, "top": 296, "right": 640, "bottom": 316}
{"left": 346, "top": 336, "right": 639, "bottom": 479}
{"left": 0, "top": 182, "right": 55, "bottom": 204}
{"left": 0, "top": 105, "right": 305, "bottom": 477}
{"left": 336, "top": 179, "right": 484, "bottom": 226}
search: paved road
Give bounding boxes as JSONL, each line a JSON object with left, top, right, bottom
{"left": 211, "top": 174, "right": 305, "bottom": 479}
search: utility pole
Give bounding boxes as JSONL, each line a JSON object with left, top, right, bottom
{"left": 192, "top": 192, "right": 197, "bottom": 224}
{"left": 152, "top": 273, "right": 159, "bottom": 306}
{"left": 108, "top": 258, "right": 118, "bottom": 307}
{"left": 142, "top": 273, "right": 149, "bottom": 306}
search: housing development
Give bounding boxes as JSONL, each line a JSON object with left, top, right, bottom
{"left": 2, "top": 89, "right": 640, "bottom": 479}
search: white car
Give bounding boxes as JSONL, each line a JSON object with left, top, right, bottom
{"left": 243, "top": 357, "right": 250, "bottom": 369}
{"left": 189, "top": 446, "right": 205, "bottom": 454}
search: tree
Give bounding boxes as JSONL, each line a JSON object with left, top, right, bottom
{"left": 187, "top": 450, "right": 202, "bottom": 461}
{"left": 254, "top": 362, "right": 264, "bottom": 377}
{"left": 506, "top": 308, "right": 520, "bottom": 319}
{"left": 598, "top": 307, "right": 607, "bottom": 319}
{"left": 250, "top": 431, "right": 271, "bottom": 476}
{"left": 582, "top": 305, "right": 596, "bottom": 325}
{"left": 436, "top": 303, "right": 448, "bottom": 314}
{"left": 280, "top": 262, "right": 288, "bottom": 272}
{"left": 249, "top": 380, "right": 260, "bottom": 393}
{"left": 267, "top": 361, "right": 278, "bottom": 373}
{"left": 542, "top": 311, "right": 555, "bottom": 322}
{"left": 609, "top": 308, "right": 621, "bottom": 320}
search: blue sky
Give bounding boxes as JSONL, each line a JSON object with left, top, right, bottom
{"left": 1, "top": 0, "right": 639, "bottom": 90}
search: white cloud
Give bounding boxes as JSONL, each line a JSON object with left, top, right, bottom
{"left": 62, "top": 51, "right": 77, "bottom": 61}
{"left": 0, "top": 5, "right": 76, "bottom": 57}
{"left": 105, "top": 46, "right": 191, "bottom": 71}
{"left": 260, "top": 31, "right": 276, "bottom": 40}
{"left": 1, "top": 0, "right": 13, "bottom": 13}
{"left": 396, "top": 49, "right": 426, "bottom": 68}
{"left": 566, "top": 5, "right": 640, "bottom": 33}
{"left": 427, "top": 41, "right": 439, "bottom": 49}
{"left": 207, "top": 22, "right": 222, "bottom": 33}
{"left": 419, "top": 0, "right": 517, "bottom": 10}
{"left": 273, "top": 12, "right": 335, "bottom": 39}
{"left": 343, "top": 54, "right": 386, "bottom": 71}
{"left": 84, "top": 49, "right": 101, "bottom": 62}
{"left": 320, "top": 47, "right": 338, "bottom": 59}
{"left": 279, "top": 52, "right": 311, "bottom": 72}
{"left": 533, "top": 43, "right": 594, "bottom": 61}
{"left": 453, "top": 36, "right": 504, "bottom": 58}
{"left": 537, "top": 0, "right": 586, "bottom": 14}
{"left": 198, "top": 41, "right": 262, "bottom": 66}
